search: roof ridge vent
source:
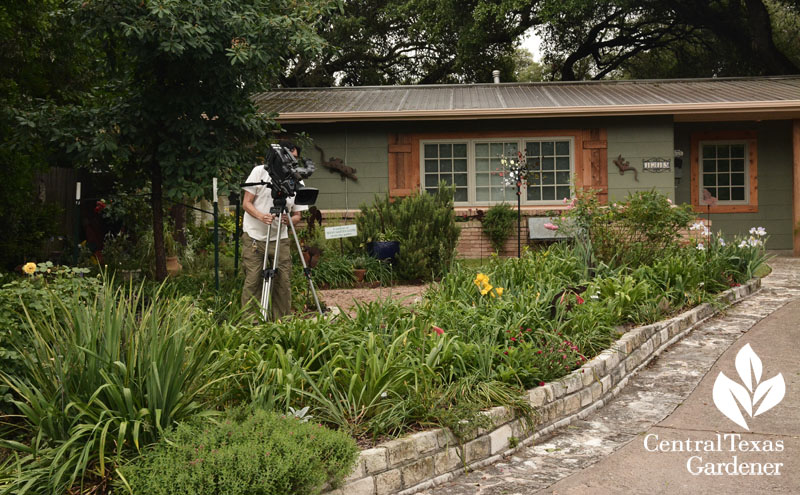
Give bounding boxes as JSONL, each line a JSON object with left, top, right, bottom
{"left": 492, "top": 70, "right": 500, "bottom": 84}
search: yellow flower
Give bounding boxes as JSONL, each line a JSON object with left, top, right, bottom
{"left": 474, "top": 273, "right": 489, "bottom": 286}
{"left": 22, "top": 262, "right": 36, "bottom": 275}
{"left": 495, "top": 287, "right": 504, "bottom": 297}
{"left": 480, "top": 284, "right": 493, "bottom": 296}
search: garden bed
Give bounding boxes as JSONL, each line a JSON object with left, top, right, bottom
{"left": 324, "top": 278, "right": 761, "bottom": 495}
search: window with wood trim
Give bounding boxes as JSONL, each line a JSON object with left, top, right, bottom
{"left": 420, "top": 136, "right": 575, "bottom": 206}
{"left": 691, "top": 131, "right": 758, "bottom": 213}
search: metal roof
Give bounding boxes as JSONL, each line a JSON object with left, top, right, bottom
{"left": 252, "top": 76, "right": 800, "bottom": 123}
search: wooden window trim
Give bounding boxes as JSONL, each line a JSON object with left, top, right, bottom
{"left": 690, "top": 130, "right": 758, "bottom": 214}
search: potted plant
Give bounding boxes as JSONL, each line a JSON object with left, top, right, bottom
{"left": 164, "top": 230, "right": 182, "bottom": 276}
{"left": 367, "top": 227, "right": 400, "bottom": 261}
{"left": 351, "top": 255, "right": 368, "bottom": 283}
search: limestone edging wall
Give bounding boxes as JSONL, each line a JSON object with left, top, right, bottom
{"left": 324, "top": 279, "right": 761, "bottom": 495}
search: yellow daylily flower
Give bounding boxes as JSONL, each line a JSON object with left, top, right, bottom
{"left": 480, "top": 284, "right": 493, "bottom": 296}
{"left": 495, "top": 287, "right": 504, "bottom": 297}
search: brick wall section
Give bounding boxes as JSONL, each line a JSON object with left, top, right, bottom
{"left": 323, "top": 278, "right": 760, "bottom": 495}
{"left": 319, "top": 211, "right": 711, "bottom": 259}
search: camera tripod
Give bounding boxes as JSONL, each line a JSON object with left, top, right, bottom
{"left": 259, "top": 196, "right": 323, "bottom": 320}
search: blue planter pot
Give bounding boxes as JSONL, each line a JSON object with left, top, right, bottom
{"left": 367, "top": 241, "right": 400, "bottom": 261}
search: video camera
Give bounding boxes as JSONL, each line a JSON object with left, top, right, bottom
{"left": 264, "top": 143, "right": 318, "bottom": 205}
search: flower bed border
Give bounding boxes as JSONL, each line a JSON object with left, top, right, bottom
{"left": 324, "top": 279, "right": 761, "bottom": 495}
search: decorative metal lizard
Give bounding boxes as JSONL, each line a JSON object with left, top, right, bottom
{"left": 314, "top": 145, "right": 358, "bottom": 181}
{"left": 614, "top": 154, "right": 638, "bottom": 182}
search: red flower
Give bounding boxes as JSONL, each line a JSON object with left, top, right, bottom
{"left": 576, "top": 294, "right": 584, "bottom": 304}
{"left": 432, "top": 326, "right": 444, "bottom": 336}
{"left": 538, "top": 381, "right": 545, "bottom": 387}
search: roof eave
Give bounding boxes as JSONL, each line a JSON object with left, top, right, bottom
{"left": 271, "top": 101, "right": 800, "bottom": 124}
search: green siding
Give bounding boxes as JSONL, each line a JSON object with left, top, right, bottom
{"left": 299, "top": 126, "right": 390, "bottom": 210}
{"left": 605, "top": 116, "right": 675, "bottom": 202}
{"left": 674, "top": 120, "right": 794, "bottom": 250}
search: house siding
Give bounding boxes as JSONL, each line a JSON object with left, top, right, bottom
{"left": 675, "top": 120, "right": 794, "bottom": 250}
{"left": 605, "top": 116, "right": 675, "bottom": 201}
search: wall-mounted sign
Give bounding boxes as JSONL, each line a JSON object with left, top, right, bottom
{"left": 324, "top": 224, "right": 358, "bottom": 239}
{"left": 643, "top": 158, "right": 671, "bottom": 172}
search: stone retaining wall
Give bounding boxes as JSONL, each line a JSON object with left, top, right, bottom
{"left": 324, "top": 278, "right": 761, "bottom": 495}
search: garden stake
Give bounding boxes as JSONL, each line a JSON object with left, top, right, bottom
{"left": 213, "top": 177, "right": 220, "bottom": 291}
{"left": 73, "top": 182, "right": 81, "bottom": 265}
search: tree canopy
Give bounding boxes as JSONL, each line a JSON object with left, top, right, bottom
{"left": 46, "top": 0, "right": 337, "bottom": 279}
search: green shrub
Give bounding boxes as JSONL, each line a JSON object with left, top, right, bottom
{"left": 0, "top": 281, "right": 233, "bottom": 494}
{"left": 354, "top": 183, "right": 461, "bottom": 281}
{"left": 481, "top": 203, "right": 517, "bottom": 253}
{"left": 561, "top": 189, "right": 695, "bottom": 268}
{"left": 118, "top": 409, "right": 359, "bottom": 495}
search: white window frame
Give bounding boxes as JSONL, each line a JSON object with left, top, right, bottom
{"left": 419, "top": 136, "right": 575, "bottom": 206}
{"left": 698, "top": 140, "right": 750, "bottom": 205}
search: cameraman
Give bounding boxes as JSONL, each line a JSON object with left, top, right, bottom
{"left": 241, "top": 141, "right": 308, "bottom": 320}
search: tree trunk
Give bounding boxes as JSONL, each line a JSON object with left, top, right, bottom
{"left": 151, "top": 161, "right": 167, "bottom": 281}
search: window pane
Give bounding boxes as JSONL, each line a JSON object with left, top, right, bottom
{"left": 718, "top": 188, "right": 730, "bottom": 201}
{"left": 718, "top": 159, "right": 729, "bottom": 172}
{"left": 476, "top": 188, "right": 489, "bottom": 201}
{"left": 454, "top": 188, "right": 468, "bottom": 202}
{"left": 490, "top": 143, "right": 504, "bottom": 157}
{"left": 475, "top": 143, "right": 489, "bottom": 156}
{"left": 556, "top": 172, "right": 570, "bottom": 184}
{"left": 476, "top": 158, "right": 490, "bottom": 171}
{"left": 526, "top": 142, "right": 540, "bottom": 156}
{"left": 702, "top": 145, "right": 716, "bottom": 159}
{"left": 540, "top": 157, "right": 555, "bottom": 171}
{"left": 476, "top": 173, "right": 489, "bottom": 186}
{"left": 453, "top": 159, "right": 467, "bottom": 172}
{"left": 555, "top": 141, "right": 570, "bottom": 155}
{"left": 703, "top": 159, "right": 716, "bottom": 173}
{"left": 441, "top": 160, "right": 451, "bottom": 172}
{"left": 527, "top": 158, "right": 541, "bottom": 171}
{"left": 439, "top": 144, "right": 451, "bottom": 158}
{"left": 731, "top": 173, "right": 745, "bottom": 186}
{"left": 425, "top": 187, "right": 437, "bottom": 195}
{"left": 542, "top": 141, "right": 554, "bottom": 155}
{"left": 529, "top": 172, "right": 541, "bottom": 185}
{"left": 490, "top": 173, "right": 504, "bottom": 186}
{"left": 703, "top": 174, "right": 716, "bottom": 187}
{"left": 454, "top": 173, "right": 467, "bottom": 186}
{"left": 731, "top": 159, "right": 745, "bottom": 172}
{"left": 441, "top": 175, "right": 453, "bottom": 185}
{"left": 424, "top": 144, "right": 438, "bottom": 157}
{"left": 491, "top": 187, "right": 504, "bottom": 200}
{"left": 731, "top": 187, "right": 745, "bottom": 201}
{"left": 718, "top": 174, "right": 730, "bottom": 186}
{"left": 731, "top": 145, "right": 745, "bottom": 158}
{"left": 528, "top": 187, "right": 541, "bottom": 200}
{"left": 718, "top": 146, "right": 730, "bottom": 158}
{"left": 542, "top": 187, "right": 555, "bottom": 200}
{"left": 556, "top": 186, "right": 571, "bottom": 200}
{"left": 425, "top": 175, "right": 438, "bottom": 187}
{"left": 453, "top": 143, "right": 467, "bottom": 157}
{"left": 555, "top": 157, "right": 570, "bottom": 170}
{"left": 506, "top": 142, "right": 518, "bottom": 154}
{"left": 542, "top": 172, "right": 555, "bottom": 185}
{"left": 425, "top": 160, "right": 438, "bottom": 173}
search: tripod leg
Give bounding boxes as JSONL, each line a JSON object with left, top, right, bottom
{"left": 263, "top": 212, "right": 284, "bottom": 320}
{"left": 287, "top": 218, "right": 324, "bottom": 315}
{"left": 260, "top": 222, "right": 274, "bottom": 320}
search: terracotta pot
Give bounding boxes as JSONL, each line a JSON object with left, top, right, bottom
{"left": 166, "top": 256, "right": 182, "bottom": 276}
{"left": 353, "top": 268, "right": 366, "bottom": 282}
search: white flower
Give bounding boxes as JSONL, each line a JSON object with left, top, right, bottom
{"left": 749, "top": 226, "right": 767, "bottom": 237}
{"left": 697, "top": 243, "right": 705, "bottom": 251}
{"left": 738, "top": 240, "right": 749, "bottom": 248}
{"left": 718, "top": 238, "right": 726, "bottom": 246}
{"left": 748, "top": 237, "right": 763, "bottom": 247}
{"left": 690, "top": 222, "right": 706, "bottom": 231}
{"left": 702, "top": 227, "right": 710, "bottom": 237}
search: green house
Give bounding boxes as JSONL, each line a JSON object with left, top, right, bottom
{"left": 254, "top": 76, "right": 800, "bottom": 254}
